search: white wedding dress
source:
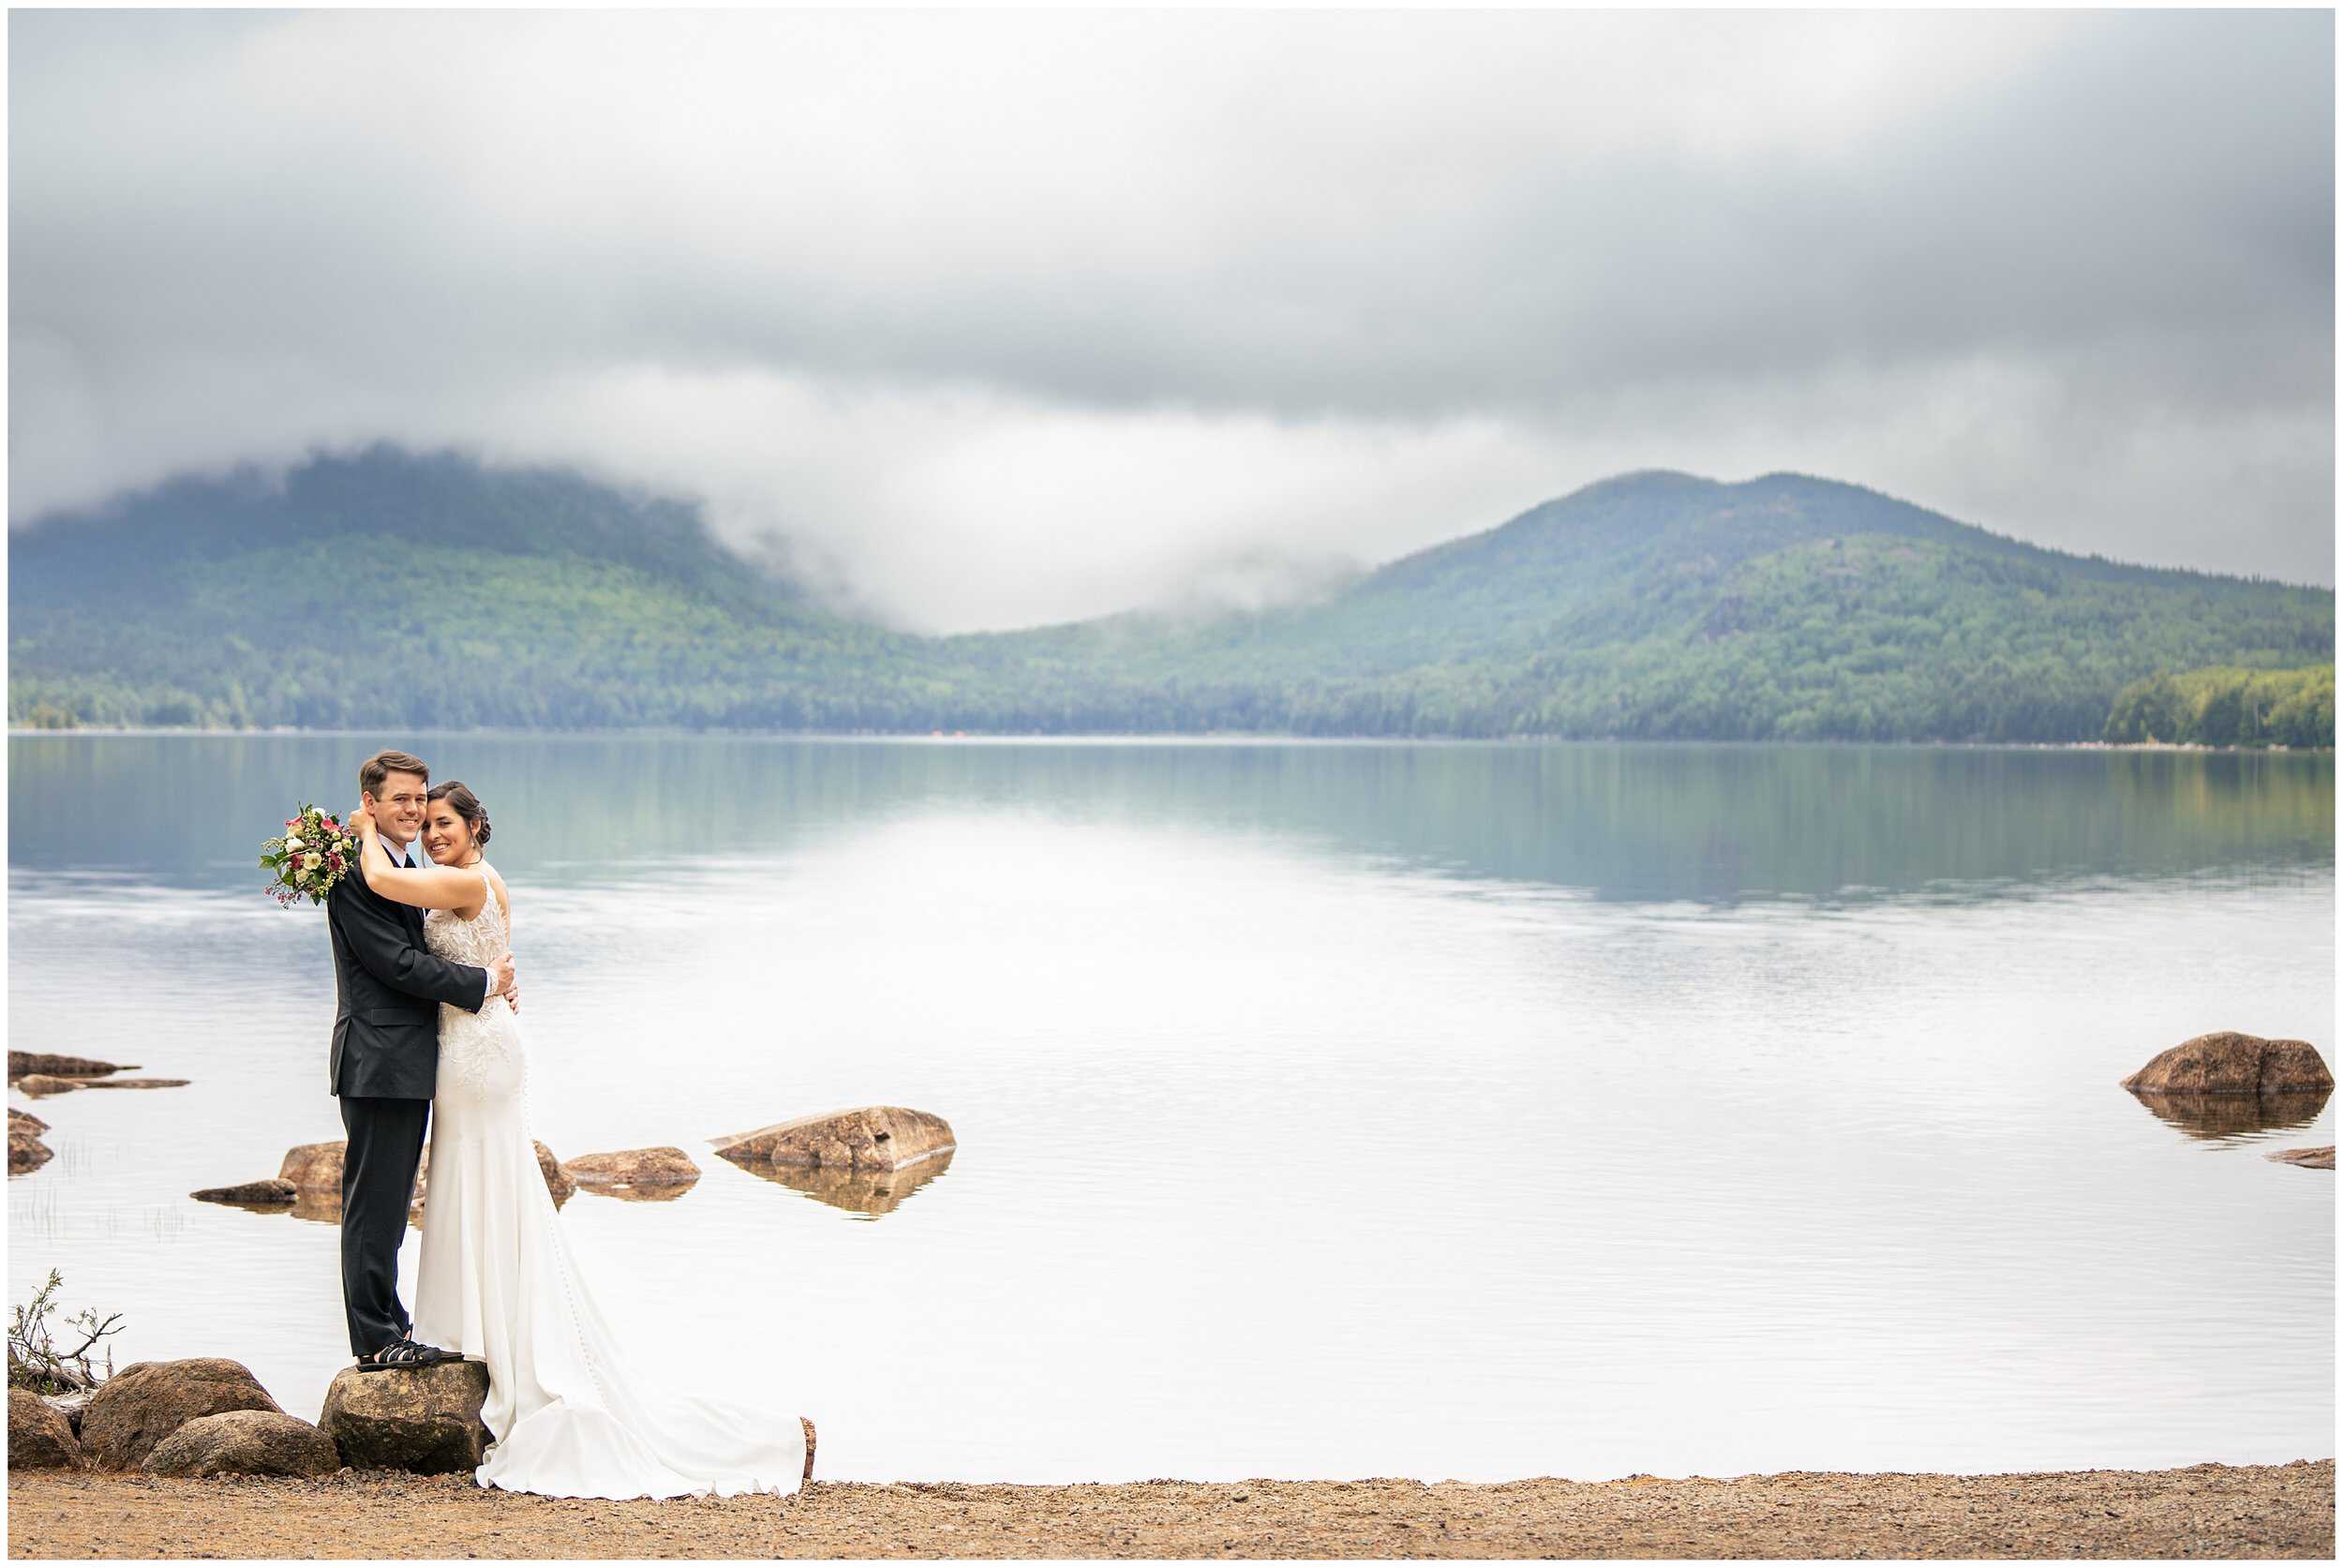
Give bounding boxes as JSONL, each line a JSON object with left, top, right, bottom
{"left": 409, "top": 862, "right": 806, "bottom": 1500}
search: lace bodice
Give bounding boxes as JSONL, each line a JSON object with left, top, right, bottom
{"left": 424, "top": 861, "right": 521, "bottom": 1104}
{"left": 424, "top": 862, "right": 509, "bottom": 967}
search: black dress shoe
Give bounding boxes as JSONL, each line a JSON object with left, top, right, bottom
{"left": 354, "top": 1337, "right": 461, "bottom": 1372}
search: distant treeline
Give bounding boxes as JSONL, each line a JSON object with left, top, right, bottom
{"left": 2102, "top": 665, "right": 2334, "bottom": 748}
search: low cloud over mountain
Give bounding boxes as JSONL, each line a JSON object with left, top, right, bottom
{"left": 9, "top": 9, "right": 2333, "bottom": 631}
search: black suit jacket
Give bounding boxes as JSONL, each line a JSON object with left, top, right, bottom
{"left": 326, "top": 852, "right": 490, "bottom": 1098}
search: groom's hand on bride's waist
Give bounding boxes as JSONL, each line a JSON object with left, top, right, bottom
{"left": 486, "top": 951, "right": 518, "bottom": 1010}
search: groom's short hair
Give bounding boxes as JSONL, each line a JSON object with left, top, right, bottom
{"left": 359, "top": 749, "right": 430, "bottom": 798}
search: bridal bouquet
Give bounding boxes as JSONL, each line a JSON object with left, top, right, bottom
{"left": 261, "top": 804, "right": 362, "bottom": 907}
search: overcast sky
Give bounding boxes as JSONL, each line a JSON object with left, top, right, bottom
{"left": 9, "top": 7, "right": 2335, "bottom": 632}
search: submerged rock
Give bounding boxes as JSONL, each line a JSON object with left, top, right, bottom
{"left": 8, "top": 1387, "right": 84, "bottom": 1469}
{"left": 7, "top": 1052, "right": 135, "bottom": 1082}
{"left": 711, "top": 1106, "right": 955, "bottom": 1173}
{"left": 72, "top": 1078, "right": 190, "bottom": 1091}
{"left": 15, "top": 1075, "right": 86, "bottom": 1097}
{"left": 142, "top": 1409, "right": 341, "bottom": 1479}
{"left": 2122, "top": 1033, "right": 2334, "bottom": 1096}
{"left": 319, "top": 1361, "right": 491, "bottom": 1473}
{"left": 2266, "top": 1146, "right": 2336, "bottom": 1170}
{"left": 10, "top": 1126, "right": 54, "bottom": 1175}
{"left": 190, "top": 1178, "right": 298, "bottom": 1206}
{"left": 562, "top": 1146, "right": 702, "bottom": 1198}
{"left": 79, "top": 1358, "right": 282, "bottom": 1470}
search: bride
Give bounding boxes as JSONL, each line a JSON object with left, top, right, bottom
{"left": 350, "top": 782, "right": 812, "bottom": 1500}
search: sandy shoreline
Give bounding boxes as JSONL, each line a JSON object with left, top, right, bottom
{"left": 7, "top": 1460, "right": 2333, "bottom": 1560}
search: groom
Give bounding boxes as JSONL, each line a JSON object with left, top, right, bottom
{"left": 327, "top": 748, "right": 517, "bottom": 1371}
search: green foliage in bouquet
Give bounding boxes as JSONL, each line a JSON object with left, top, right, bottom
{"left": 261, "top": 802, "right": 363, "bottom": 906}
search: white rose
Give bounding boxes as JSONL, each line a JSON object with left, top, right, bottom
{"left": 284, "top": 836, "right": 305, "bottom": 853}
{"left": 295, "top": 867, "right": 312, "bottom": 884}
{"left": 304, "top": 852, "right": 322, "bottom": 871}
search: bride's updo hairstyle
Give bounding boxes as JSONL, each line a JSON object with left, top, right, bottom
{"left": 427, "top": 780, "right": 492, "bottom": 849}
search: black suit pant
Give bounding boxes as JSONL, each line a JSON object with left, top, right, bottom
{"left": 337, "top": 1094, "right": 430, "bottom": 1356}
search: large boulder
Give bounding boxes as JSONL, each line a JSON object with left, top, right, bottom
{"left": 563, "top": 1146, "right": 701, "bottom": 1199}
{"left": 2122, "top": 1033, "right": 2334, "bottom": 1096}
{"left": 8, "top": 1052, "right": 135, "bottom": 1082}
{"left": 2267, "top": 1146, "right": 2336, "bottom": 1170}
{"left": 276, "top": 1141, "right": 347, "bottom": 1189}
{"left": 142, "top": 1409, "right": 341, "bottom": 1479}
{"left": 78, "top": 1358, "right": 282, "bottom": 1470}
{"left": 319, "top": 1361, "right": 491, "bottom": 1473}
{"left": 190, "top": 1178, "right": 297, "bottom": 1206}
{"left": 711, "top": 1106, "right": 955, "bottom": 1173}
{"left": 8, "top": 1387, "right": 84, "bottom": 1469}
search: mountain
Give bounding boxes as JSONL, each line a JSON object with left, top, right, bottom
{"left": 8, "top": 448, "right": 951, "bottom": 730}
{"left": 9, "top": 448, "right": 2334, "bottom": 740}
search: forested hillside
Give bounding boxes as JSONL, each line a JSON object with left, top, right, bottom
{"left": 2102, "top": 665, "right": 2334, "bottom": 746}
{"left": 9, "top": 449, "right": 2333, "bottom": 740}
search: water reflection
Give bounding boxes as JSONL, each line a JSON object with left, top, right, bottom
{"left": 570, "top": 1180, "right": 696, "bottom": 1204}
{"left": 9, "top": 735, "right": 2332, "bottom": 906}
{"left": 2125, "top": 1087, "right": 2335, "bottom": 1143}
{"left": 736, "top": 1150, "right": 955, "bottom": 1217}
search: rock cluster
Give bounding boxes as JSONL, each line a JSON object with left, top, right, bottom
{"left": 7, "top": 1355, "right": 493, "bottom": 1481}
{"left": 78, "top": 1358, "right": 286, "bottom": 1469}
{"left": 196, "top": 1138, "right": 574, "bottom": 1217}
{"left": 9, "top": 1050, "right": 183, "bottom": 1098}
{"left": 2266, "top": 1145, "right": 2336, "bottom": 1170}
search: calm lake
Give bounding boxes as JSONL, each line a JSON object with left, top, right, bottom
{"left": 7, "top": 734, "right": 2334, "bottom": 1484}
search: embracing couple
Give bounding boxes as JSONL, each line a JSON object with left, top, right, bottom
{"left": 327, "top": 748, "right": 812, "bottom": 1500}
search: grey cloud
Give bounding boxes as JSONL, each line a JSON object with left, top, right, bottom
{"left": 7, "top": 7, "right": 2333, "bottom": 630}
